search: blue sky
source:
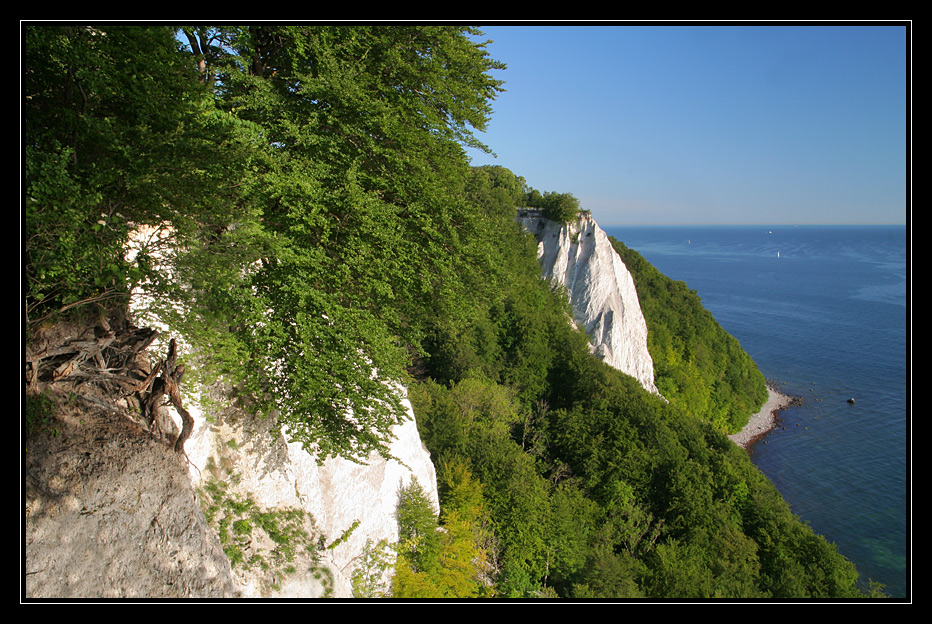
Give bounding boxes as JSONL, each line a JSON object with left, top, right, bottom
{"left": 465, "top": 24, "right": 908, "bottom": 226}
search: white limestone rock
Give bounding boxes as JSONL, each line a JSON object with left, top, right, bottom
{"left": 517, "top": 210, "right": 660, "bottom": 396}
{"left": 184, "top": 385, "right": 438, "bottom": 599}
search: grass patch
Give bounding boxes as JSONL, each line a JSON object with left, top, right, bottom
{"left": 197, "top": 474, "right": 334, "bottom": 597}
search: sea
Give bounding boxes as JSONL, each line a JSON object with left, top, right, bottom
{"left": 603, "top": 224, "right": 909, "bottom": 599}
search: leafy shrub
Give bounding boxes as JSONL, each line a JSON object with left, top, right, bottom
{"left": 25, "top": 392, "right": 58, "bottom": 437}
{"left": 527, "top": 190, "right": 581, "bottom": 223}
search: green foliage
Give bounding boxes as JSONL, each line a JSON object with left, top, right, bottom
{"left": 610, "top": 237, "right": 768, "bottom": 433}
{"left": 351, "top": 539, "right": 395, "bottom": 598}
{"left": 24, "top": 25, "right": 243, "bottom": 327}
{"left": 466, "top": 165, "right": 530, "bottom": 217}
{"left": 391, "top": 476, "right": 490, "bottom": 598}
{"left": 327, "top": 519, "right": 361, "bottom": 551}
{"left": 178, "top": 25, "right": 506, "bottom": 463}
{"left": 543, "top": 482, "right": 602, "bottom": 590}
{"left": 198, "top": 475, "right": 332, "bottom": 596}
{"left": 601, "top": 480, "right": 664, "bottom": 558}
{"left": 25, "top": 24, "right": 508, "bottom": 464}
{"left": 395, "top": 478, "right": 442, "bottom": 575}
{"left": 437, "top": 456, "right": 486, "bottom": 522}
{"left": 572, "top": 543, "right": 646, "bottom": 599}
{"left": 527, "top": 190, "right": 581, "bottom": 223}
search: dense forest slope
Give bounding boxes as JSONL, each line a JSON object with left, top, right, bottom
{"left": 610, "top": 239, "right": 769, "bottom": 433}
{"left": 23, "top": 25, "right": 877, "bottom": 599}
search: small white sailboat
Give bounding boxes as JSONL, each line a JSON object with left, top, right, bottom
{"left": 777, "top": 251, "right": 780, "bottom": 258}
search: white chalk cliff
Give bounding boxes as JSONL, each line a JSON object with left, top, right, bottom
{"left": 518, "top": 211, "right": 660, "bottom": 396}
{"left": 183, "top": 383, "right": 437, "bottom": 598}
{"left": 24, "top": 343, "right": 435, "bottom": 599}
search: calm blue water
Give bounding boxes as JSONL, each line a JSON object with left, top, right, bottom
{"left": 604, "top": 224, "right": 909, "bottom": 598}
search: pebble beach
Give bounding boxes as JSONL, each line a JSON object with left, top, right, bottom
{"left": 728, "top": 384, "right": 793, "bottom": 450}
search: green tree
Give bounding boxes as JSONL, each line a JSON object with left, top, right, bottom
{"left": 432, "top": 509, "right": 488, "bottom": 598}
{"left": 395, "top": 478, "right": 442, "bottom": 575}
{"left": 543, "top": 482, "right": 601, "bottom": 592}
{"left": 466, "top": 165, "right": 529, "bottom": 217}
{"left": 529, "top": 191, "right": 580, "bottom": 223}
{"left": 436, "top": 456, "right": 493, "bottom": 595}
{"left": 154, "top": 25, "right": 506, "bottom": 462}
{"left": 24, "top": 24, "right": 244, "bottom": 327}
{"left": 572, "top": 542, "right": 646, "bottom": 599}
{"left": 351, "top": 539, "right": 395, "bottom": 598}
{"left": 391, "top": 473, "right": 490, "bottom": 598}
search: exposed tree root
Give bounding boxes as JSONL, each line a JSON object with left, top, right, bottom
{"left": 26, "top": 317, "right": 195, "bottom": 453}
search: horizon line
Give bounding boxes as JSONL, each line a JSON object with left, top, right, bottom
{"left": 598, "top": 222, "right": 907, "bottom": 227}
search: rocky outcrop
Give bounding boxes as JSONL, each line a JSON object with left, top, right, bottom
{"left": 24, "top": 311, "right": 437, "bottom": 599}
{"left": 25, "top": 330, "right": 240, "bottom": 599}
{"left": 518, "top": 210, "right": 660, "bottom": 396}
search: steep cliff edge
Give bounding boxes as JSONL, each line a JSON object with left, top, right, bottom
{"left": 184, "top": 381, "right": 438, "bottom": 598}
{"left": 25, "top": 400, "right": 240, "bottom": 598}
{"left": 24, "top": 311, "right": 438, "bottom": 599}
{"left": 517, "top": 211, "right": 660, "bottom": 395}
{"left": 24, "top": 316, "right": 239, "bottom": 598}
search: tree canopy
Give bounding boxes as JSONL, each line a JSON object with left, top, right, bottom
{"left": 527, "top": 189, "right": 581, "bottom": 223}
{"left": 24, "top": 24, "right": 506, "bottom": 462}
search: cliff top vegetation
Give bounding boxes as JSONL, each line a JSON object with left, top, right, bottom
{"left": 23, "top": 24, "right": 880, "bottom": 599}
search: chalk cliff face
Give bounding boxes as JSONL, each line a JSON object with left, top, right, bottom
{"left": 184, "top": 384, "right": 438, "bottom": 598}
{"left": 27, "top": 224, "right": 441, "bottom": 599}
{"left": 518, "top": 211, "right": 660, "bottom": 396}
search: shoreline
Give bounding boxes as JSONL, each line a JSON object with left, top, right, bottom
{"left": 728, "top": 382, "right": 798, "bottom": 451}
